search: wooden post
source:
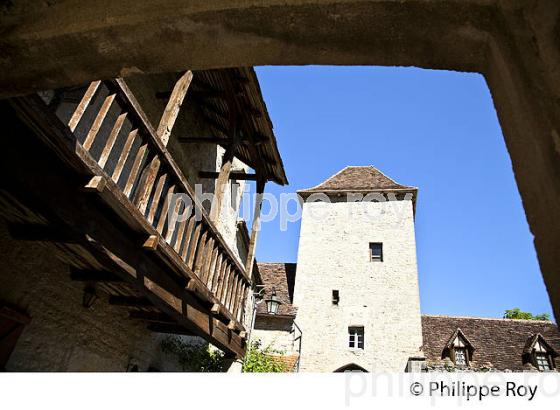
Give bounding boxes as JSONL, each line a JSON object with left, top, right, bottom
{"left": 245, "top": 177, "right": 266, "bottom": 279}
{"left": 157, "top": 70, "right": 193, "bottom": 146}
{"left": 209, "top": 117, "right": 239, "bottom": 222}
{"left": 209, "top": 148, "right": 235, "bottom": 222}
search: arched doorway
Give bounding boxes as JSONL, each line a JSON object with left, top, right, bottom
{"left": 334, "top": 363, "right": 369, "bottom": 373}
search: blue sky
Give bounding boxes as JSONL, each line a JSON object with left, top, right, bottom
{"left": 248, "top": 65, "right": 552, "bottom": 319}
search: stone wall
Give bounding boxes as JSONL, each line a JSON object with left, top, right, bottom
{"left": 293, "top": 198, "right": 423, "bottom": 372}
{"left": 0, "top": 219, "right": 184, "bottom": 371}
{"left": 252, "top": 316, "right": 296, "bottom": 354}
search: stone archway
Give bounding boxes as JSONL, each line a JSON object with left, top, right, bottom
{"left": 1, "top": 0, "right": 559, "bottom": 321}
{"left": 334, "top": 363, "right": 369, "bottom": 372}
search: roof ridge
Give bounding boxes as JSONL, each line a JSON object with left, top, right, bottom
{"left": 298, "top": 166, "right": 353, "bottom": 192}
{"left": 422, "top": 314, "right": 554, "bottom": 324}
{"left": 297, "top": 165, "right": 416, "bottom": 194}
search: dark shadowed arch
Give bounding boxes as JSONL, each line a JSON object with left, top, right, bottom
{"left": 334, "top": 363, "right": 369, "bottom": 373}
{"left": 1, "top": 1, "right": 559, "bottom": 322}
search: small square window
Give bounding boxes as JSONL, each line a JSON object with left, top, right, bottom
{"left": 332, "top": 290, "right": 339, "bottom": 305}
{"left": 369, "top": 243, "right": 383, "bottom": 262}
{"left": 454, "top": 348, "right": 467, "bottom": 366}
{"left": 535, "top": 353, "right": 552, "bottom": 371}
{"left": 348, "top": 326, "right": 364, "bottom": 349}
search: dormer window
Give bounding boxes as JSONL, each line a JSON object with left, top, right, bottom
{"left": 524, "top": 335, "right": 557, "bottom": 371}
{"left": 444, "top": 328, "right": 474, "bottom": 368}
{"left": 454, "top": 348, "right": 468, "bottom": 366}
{"left": 535, "top": 352, "right": 552, "bottom": 371}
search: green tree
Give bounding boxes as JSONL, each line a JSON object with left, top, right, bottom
{"left": 503, "top": 308, "right": 550, "bottom": 321}
{"left": 160, "top": 336, "right": 226, "bottom": 372}
{"left": 242, "top": 340, "right": 288, "bottom": 373}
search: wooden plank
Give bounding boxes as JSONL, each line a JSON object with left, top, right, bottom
{"left": 245, "top": 178, "right": 266, "bottom": 278}
{"left": 200, "top": 237, "right": 215, "bottom": 283}
{"left": 173, "top": 207, "right": 191, "bottom": 253}
{"left": 155, "top": 184, "right": 176, "bottom": 234}
{"left": 68, "top": 81, "right": 101, "bottom": 132}
{"left": 209, "top": 149, "right": 234, "bottom": 221}
{"left": 98, "top": 112, "right": 127, "bottom": 168}
{"left": 134, "top": 156, "right": 161, "bottom": 215}
{"left": 186, "top": 222, "right": 203, "bottom": 268}
{"left": 213, "top": 257, "right": 227, "bottom": 295}
{"left": 129, "top": 311, "right": 175, "bottom": 324}
{"left": 147, "top": 323, "right": 195, "bottom": 336}
{"left": 232, "top": 280, "right": 243, "bottom": 319}
{"left": 111, "top": 80, "right": 252, "bottom": 283}
{"left": 199, "top": 171, "right": 258, "bottom": 181}
{"left": 228, "top": 276, "right": 240, "bottom": 312}
{"left": 164, "top": 190, "right": 184, "bottom": 244}
{"left": 82, "top": 175, "right": 107, "bottom": 193}
{"left": 7, "top": 98, "right": 247, "bottom": 356}
{"left": 192, "top": 231, "right": 209, "bottom": 275}
{"left": 238, "top": 286, "right": 249, "bottom": 322}
{"left": 179, "top": 216, "right": 197, "bottom": 260}
{"left": 123, "top": 143, "right": 148, "bottom": 197}
{"left": 209, "top": 253, "right": 223, "bottom": 291}
{"left": 156, "top": 71, "right": 193, "bottom": 146}
{"left": 206, "top": 245, "right": 220, "bottom": 288}
{"left": 143, "top": 234, "right": 158, "bottom": 250}
{"left": 82, "top": 93, "right": 116, "bottom": 150}
{"left": 146, "top": 173, "right": 167, "bottom": 224}
{"left": 219, "top": 265, "right": 233, "bottom": 304}
{"left": 111, "top": 129, "right": 138, "bottom": 183}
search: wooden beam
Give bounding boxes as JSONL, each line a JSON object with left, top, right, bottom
{"left": 209, "top": 117, "right": 240, "bottom": 222}
{"left": 129, "top": 311, "right": 175, "bottom": 324}
{"left": 147, "top": 323, "right": 196, "bottom": 336}
{"left": 199, "top": 171, "right": 258, "bottom": 181}
{"left": 201, "top": 113, "right": 229, "bottom": 136}
{"left": 245, "top": 178, "right": 266, "bottom": 279}
{"left": 9, "top": 91, "right": 247, "bottom": 357}
{"left": 7, "top": 223, "right": 79, "bottom": 243}
{"left": 156, "top": 70, "right": 193, "bottom": 146}
{"left": 69, "top": 268, "right": 123, "bottom": 283}
{"left": 108, "top": 296, "right": 152, "bottom": 307}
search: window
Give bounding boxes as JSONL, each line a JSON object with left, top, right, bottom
{"left": 332, "top": 290, "right": 339, "bottom": 305}
{"left": 348, "top": 326, "right": 364, "bottom": 349}
{"left": 369, "top": 243, "right": 383, "bottom": 262}
{"left": 445, "top": 329, "right": 473, "bottom": 368}
{"left": 535, "top": 352, "right": 552, "bottom": 371}
{"left": 530, "top": 338, "right": 555, "bottom": 371}
{"left": 454, "top": 348, "right": 467, "bottom": 366}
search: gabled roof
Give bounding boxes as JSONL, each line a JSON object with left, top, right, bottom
{"left": 444, "top": 328, "right": 475, "bottom": 353}
{"left": 297, "top": 166, "right": 417, "bottom": 197}
{"left": 422, "top": 315, "right": 560, "bottom": 371}
{"left": 523, "top": 333, "right": 559, "bottom": 357}
{"left": 256, "top": 262, "right": 297, "bottom": 318}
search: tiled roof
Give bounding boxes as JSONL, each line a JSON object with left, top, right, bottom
{"left": 422, "top": 315, "right": 560, "bottom": 371}
{"left": 298, "top": 166, "right": 416, "bottom": 196}
{"left": 268, "top": 354, "right": 299, "bottom": 372}
{"left": 256, "top": 263, "right": 297, "bottom": 317}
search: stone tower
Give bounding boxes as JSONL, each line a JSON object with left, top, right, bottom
{"left": 293, "top": 166, "right": 423, "bottom": 372}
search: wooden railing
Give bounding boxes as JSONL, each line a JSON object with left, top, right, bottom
{"left": 39, "top": 79, "right": 250, "bottom": 330}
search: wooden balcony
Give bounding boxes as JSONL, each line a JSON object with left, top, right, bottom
{"left": 4, "top": 78, "right": 255, "bottom": 357}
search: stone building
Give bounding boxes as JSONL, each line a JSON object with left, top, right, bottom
{"left": 0, "top": 68, "right": 288, "bottom": 371}
{"left": 254, "top": 166, "right": 560, "bottom": 372}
